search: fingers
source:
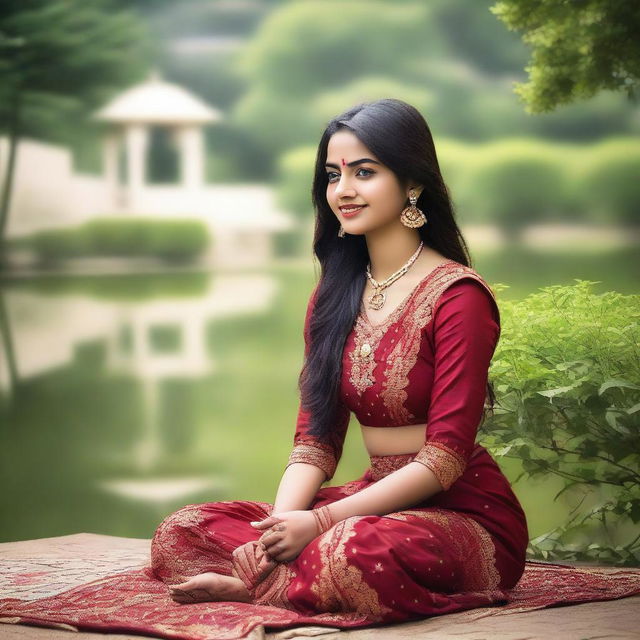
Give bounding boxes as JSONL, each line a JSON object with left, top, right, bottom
{"left": 260, "top": 529, "right": 290, "bottom": 558}
{"left": 250, "top": 516, "right": 282, "bottom": 530}
{"left": 254, "top": 521, "right": 290, "bottom": 560}
{"left": 265, "top": 542, "right": 286, "bottom": 562}
{"left": 261, "top": 532, "right": 284, "bottom": 555}
{"left": 259, "top": 522, "right": 287, "bottom": 548}
{"left": 259, "top": 523, "right": 285, "bottom": 541}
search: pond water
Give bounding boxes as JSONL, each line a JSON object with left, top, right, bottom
{"left": 0, "top": 247, "right": 636, "bottom": 543}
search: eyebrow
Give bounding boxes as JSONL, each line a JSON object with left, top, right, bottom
{"left": 325, "top": 158, "right": 381, "bottom": 169}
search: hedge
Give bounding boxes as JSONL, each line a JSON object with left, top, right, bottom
{"left": 572, "top": 140, "right": 640, "bottom": 226}
{"left": 13, "top": 218, "right": 210, "bottom": 264}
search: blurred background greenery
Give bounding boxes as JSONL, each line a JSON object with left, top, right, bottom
{"left": 0, "top": 0, "right": 638, "bottom": 547}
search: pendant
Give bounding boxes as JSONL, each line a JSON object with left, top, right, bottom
{"left": 368, "top": 291, "right": 385, "bottom": 310}
{"left": 354, "top": 342, "right": 373, "bottom": 360}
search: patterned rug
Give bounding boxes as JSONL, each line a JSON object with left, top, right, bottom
{"left": 1, "top": 534, "right": 639, "bottom": 640}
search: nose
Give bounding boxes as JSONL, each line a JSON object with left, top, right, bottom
{"left": 334, "top": 173, "right": 357, "bottom": 198}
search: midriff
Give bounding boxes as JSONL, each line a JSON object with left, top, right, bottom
{"left": 360, "top": 423, "right": 426, "bottom": 457}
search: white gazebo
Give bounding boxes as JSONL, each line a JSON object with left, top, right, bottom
{"left": 94, "top": 71, "right": 222, "bottom": 209}
{"left": 3, "top": 72, "right": 292, "bottom": 267}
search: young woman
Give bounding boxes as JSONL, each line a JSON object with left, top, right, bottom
{"left": 150, "top": 99, "right": 529, "bottom": 623}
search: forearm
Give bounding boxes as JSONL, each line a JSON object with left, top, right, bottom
{"left": 326, "top": 462, "right": 443, "bottom": 522}
{"left": 272, "top": 462, "right": 326, "bottom": 513}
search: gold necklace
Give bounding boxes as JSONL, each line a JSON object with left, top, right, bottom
{"left": 365, "top": 241, "right": 424, "bottom": 310}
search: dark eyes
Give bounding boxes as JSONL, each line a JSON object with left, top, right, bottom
{"left": 326, "top": 168, "right": 374, "bottom": 183}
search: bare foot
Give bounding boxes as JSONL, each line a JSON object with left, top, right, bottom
{"left": 168, "top": 572, "right": 252, "bottom": 604}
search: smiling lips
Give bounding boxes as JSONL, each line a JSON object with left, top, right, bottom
{"left": 339, "top": 204, "right": 367, "bottom": 218}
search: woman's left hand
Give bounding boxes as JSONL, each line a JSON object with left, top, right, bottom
{"left": 251, "top": 510, "right": 319, "bottom": 563}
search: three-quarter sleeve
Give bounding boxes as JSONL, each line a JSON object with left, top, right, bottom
{"left": 413, "top": 278, "right": 500, "bottom": 490}
{"left": 286, "top": 288, "right": 350, "bottom": 481}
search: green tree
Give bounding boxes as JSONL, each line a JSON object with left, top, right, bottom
{"left": 491, "top": 0, "right": 640, "bottom": 113}
{"left": 0, "top": 0, "right": 154, "bottom": 247}
{"left": 231, "top": 1, "right": 440, "bottom": 158}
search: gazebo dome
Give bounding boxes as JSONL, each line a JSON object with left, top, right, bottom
{"left": 94, "top": 72, "right": 221, "bottom": 125}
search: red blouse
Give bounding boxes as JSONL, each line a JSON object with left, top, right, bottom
{"left": 287, "top": 260, "right": 500, "bottom": 491}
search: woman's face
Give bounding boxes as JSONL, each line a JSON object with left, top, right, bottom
{"left": 325, "top": 130, "right": 412, "bottom": 236}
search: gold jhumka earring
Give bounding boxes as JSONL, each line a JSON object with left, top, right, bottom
{"left": 400, "top": 189, "right": 427, "bottom": 228}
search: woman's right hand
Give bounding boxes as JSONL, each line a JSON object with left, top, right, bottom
{"left": 251, "top": 510, "right": 320, "bottom": 563}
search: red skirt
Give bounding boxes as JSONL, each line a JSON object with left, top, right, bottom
{"left": 151, "top": 446, "right": 528, "bottom": 624}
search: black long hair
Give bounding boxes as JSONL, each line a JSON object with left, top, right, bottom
{"left": 299, "top": 98, "right": 490, "bottom": 441}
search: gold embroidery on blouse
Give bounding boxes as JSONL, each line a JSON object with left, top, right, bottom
{"left": 287, "top": 443, "right": 336, "bottom": 480}
{"left": 349, "top": 316, "right": 387, "bottom": 394}
{"left": 385, "top": 508, "right": 500, "bottom": 590}
{"left": 380, "top": 265, "right": 498, "bottom": 424}
{"left": 310, "top": 517, "right": 391, "bottom": 619}
{"left": 348, "top": 264, "right": 455, "bottom": 396}
{"left": 413, "top": 442, "right": 466, "bottom": 490}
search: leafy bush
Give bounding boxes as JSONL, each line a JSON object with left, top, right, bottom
{"left": 482, "top": 281, "right": 640, "bottom": 565}
{"left": 277, "top": 146, "right": 316, "bottom": 221}
{"left": 461, "top": 144, "right": 566, "bottom": 234}
{"left": 17, "top": 218, "right": 210, "bottom": 264}
{"left": 573, "top": 140, "right": 640, "bottom": 226}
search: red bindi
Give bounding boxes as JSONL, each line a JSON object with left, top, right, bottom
{"left": 341, "top": 158, "right": 346, "bottom": 167}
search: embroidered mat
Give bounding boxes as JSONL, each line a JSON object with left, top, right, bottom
{"left": 1, "top": 534, "right": 639, "bottom": 640}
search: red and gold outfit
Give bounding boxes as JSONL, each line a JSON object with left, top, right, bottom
{"left": 151, "top": 260, "right": 529, "bottom": 623}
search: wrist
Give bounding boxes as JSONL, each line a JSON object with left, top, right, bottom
{"left": 311, "top": 504, "right": 334, "bottom": 535}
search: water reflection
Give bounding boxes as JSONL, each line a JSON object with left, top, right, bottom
{"left": 0, "top": 272, "right": 283, "bottom": 541}
{"left": 1, "top": 274, "right": 276, "bottom": 394}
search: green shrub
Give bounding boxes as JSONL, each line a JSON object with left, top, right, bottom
{"left": 140, "top": 220, "right": 210, "bottom": 262}
{"left": 16, "top": 218, "right": 210, "bottom": 264}
{"left": 462, "top": 143, "right": 566, "bottom": 234}
{"left": 276, "top": 146, "right": 316, "bottom": 221}
{"left": 482, "top": 281, "right": 640, "bottom": 565}
{"left": 573, "top": 140, "right": 640, "bottom": 225}
{"left": 29, "top": 227, "right": 92, "bottom": 262}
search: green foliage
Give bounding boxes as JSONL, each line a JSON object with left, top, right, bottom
{"left": 482, "top": 281, "right": 640, "bottom": 565}
{"left": 231, "top": 1, "right": 438, "bottom": 156}
{"left": 573, "top": 140, "right": 640, "bottom": 226}
{"left": 236, "top": 1, "right": 433, "bottom": 98}
{"left": 445, "top": 137, "right": 640, "bottom": 228}
{"left": 0, "top": 272, "right": 209, "bottom": 301}
{"left": 0, "top": 0, "right": 155, "bottom": 242}
{"left": 225, "top": 0, "right": 639, "bottom": 171}
{"left": 461, "top": 142, "right": 566, "bottom": 234}
{"left": 490, "top": 0, "right": 640, "bottom": 112}
{"left": 0, "top": 0, "right": 154, "bottom": 140}
{"left": 277, "top": 146, "right": 316, "bottom": 220}
{"left": 14, "top": 218, "right": 210, "bottom": 264}
{"left": 311, "top": 76, "right": 436, "bottom": 130}
{"left": 274, "top": 145, "right": 316, "bottom": 256}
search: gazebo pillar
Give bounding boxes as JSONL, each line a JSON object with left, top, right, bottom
{"left": 176, "top": 125, "right": 205, "bottom": 191}
{"left": 124, "top": 124, "right": 149, "bottom": 208}
{"left": 103, "top": 132, "right": 120, "bottom": 206}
